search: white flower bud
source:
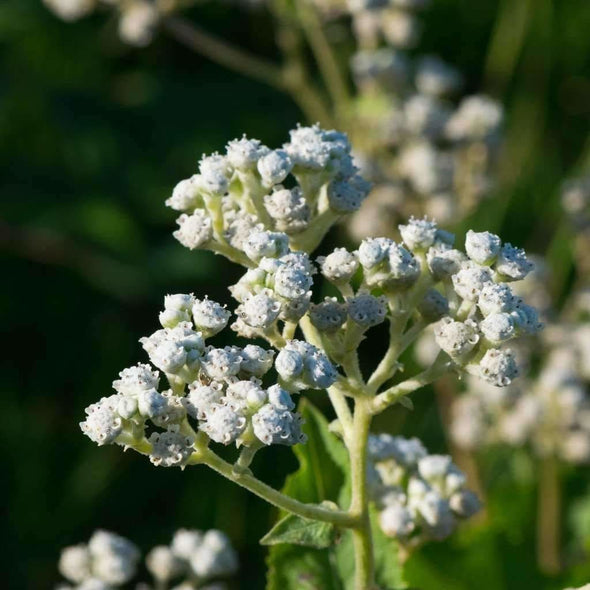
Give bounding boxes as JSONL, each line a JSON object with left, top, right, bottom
{"left": 225, "top": 379, "right": 267, "bottom": 412}
{"left": 226, "top": 136, "right": 268, "bottom": 170}
{"left": 236, "top": 290, "right": 281, "bottom": 329}
{"left": 199, "top": 154, "right": 232, "bottom": 196}
{"left": 477, "top": 282, "right": 515, "bottom": 316}
{"left": 464, "top": 230, "right": 502, "bottom": 265}
{"left": 317, "top": 248, "right": 359, "bottom": 283}
{"left": 190, "top": 530, "right": 238, "bottom": 579}
{"left": 379, "top": 503, "right": 415, "bottom": 539}
{"left": 309, "top": 298, "right": 347, "bottom": 332}
{"left": 192, "top": 298, "right": 231, "bottom": 337}
{"left": 113, "top": 363, "right": 160, "bottom": 397}
{"left": 274, "top": 263, "right": 314, "bottom": 299}
{"left": 476, "top": 348, "right": 519, "bottom": 387}
{"left": 415, "top": 56, "right": 462, "bottom": 97}
{"left": 173, "top": 211, "right": 212, "bottom": 250}
{"left": 183, "top": 382, "right": 224, "bottom": 420}
{"left": 252, "top": 404, "right": 306, "bottom": 446}
{"left": 146, "top": 545, "right": 184, "bottom": 582}
{"left": 511, "top": 302, "right": 543, "bottom": 335}
{"left": 171, "top": 529, "right": 203, "bottom": 560}
{"left": 382, "top": 9, "right": 421, "bottom": 49}
{"left": 418, "top": 289, "right": 449, "bottom": 323}
{"left": 243, "top": 231, "right": 290, "bottom": 263}
{"left": 327, "top": 177, "right": 370, "bottom": 213}
{"left": 275, "top": 340, "right": 338, "bottom": 391}
{"left": 347, "top": 294, "right": 388, "bottom": 328}
{"left": 166, "top": 175, "right": 203, "bottom": 212}
{"left": 358, "top": 237, "right": 391, "bottom": 269}
{"left": 92, "top": 552, "right": 136, "bottom": 585}
{"left": 80, "top": 395, "right": 124, "bottom": 446}
{"left": 224, "top": 210, "right": 263, "bottom": 250}
{"left": 118, "top": 1, "right": 158, "bottom": 47}
{"left": 417, "top": 492, "right": 456, "bottom": 540}
{"left": 495, "top": 243, "right": 534, "bottom": 281}
{"left": 149, "top": 426, "right": 194, "bottom": 468}
{"left": 257, "top": 150, "right": 293, "bottom": 187}
{"left": 239, "top": 345, "right": 275, "bottom": 377}
{"left": 137, "top": 389, "right": 168, "bottom": 418}
{"left": 200, "top": 404, "right": 246, "bottom": 444}
{"left": 449, "top": 490, "right": 481, "bottom": 518}
{"left": 480, "top": 312, "right": 515, "bottom": 343}
{"left": 426, "top": 245, "right": 466, "bottom": 280}
{"left": 200, "top": 347, "right": 242, "bottom": 381}
{"left": 43, "top": 0, "right": 95, "bottom": 21}
{"left": 267, "top": 384, "right": 296, "bottom": 411}
{"left": 368, "top": 434, "right": 427, "bottom": 466}
{"left": 434, "top": 317, "right": 479, "bottom": 359}
{"left": 59, "top": 544, "right": 91, "bottom": 584}
{"left": 399, "top": 217, "right": 438, "bottom": 252}
{"left": 446, "top": 95, "right": 503, "bottom": 141}
{"left": 150, "top": 341, "right": 188, "bottom": 374}
{"left": 452, "top": 263, "right": 493, "bottom": 301}
{"left": 264, "top": 188, "right": 310, "bottom": 234}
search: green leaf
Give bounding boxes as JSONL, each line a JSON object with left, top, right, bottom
{"left": 261, "top": 513, "right": 337, "bottom": 548}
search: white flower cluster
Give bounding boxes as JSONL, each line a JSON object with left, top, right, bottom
{"left": 451, "top": 321, "right": 590, "bottom": 464}
{"left": 80, "top": 290, "right": 338, "bottom": 463}
{"left": 57, "top": 528, "right": 237, "bottom": 590}
{"left": 146, "top": 529, "right": 238, "bottom": 588}
{"left": 367, "top": 434, "right": 480, "bottom": 544}
{"left": 318, "top": 218, "right": 540, "bottom": 387}
{"left": 340, "top": 0, "right": 503, "bottom": 239}
{"left": 167, "top": 125, "right": 370, "bottom": 256}
{"left": 57, "top": 530, "right": 140, "bottom": 589}
{"left": 43, "top": 0, "right": 159, "bottom": 47}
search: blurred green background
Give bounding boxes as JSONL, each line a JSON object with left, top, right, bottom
{"left": 2, "top": 0, "right": 590, "bottom": 588}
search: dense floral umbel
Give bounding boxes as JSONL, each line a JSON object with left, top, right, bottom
{"left": 367, "top": 435, "right": 480, "bottom": 544}
{"left": 167, "top": 125, "right": 370, "bottom": 259}
{"left": 57, "top": 528, "right": 238, "bottom": 589}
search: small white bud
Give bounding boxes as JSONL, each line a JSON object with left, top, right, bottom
{"left": 426, "top": 245, "right": 466, "bottom": 280}
{"left": 452, "top": 263, "right": 493, "bottom": 301}
{"left": 149, "top": 426, "right": 194, "bottom": 468}
{"left": 264, "top": 188, "right": 310, "bottom": 234}
{"left": 192, "top": 298, "right": 231, "bottom": 337}
{"left": 239, "top": 345, "right": 275, "bottom": 377}
{"left": 317, "top": 248, "right": 359, "bottom": 283}
{"left": 58, "top": 544, "right": 91, "bottom": 584}
{"left": 477, "top": 282, "right": 515, "bottom": 316}
{"left": 434, "top": 317, "right": 479, "bottom": 359}
{"left": 199, "top": 154, "right": 232, "bottom": 196}
{"left": 449, "top": 490, "right": 481, "bottom": 518}
{"left": 171, "top": 529, "right": 203, "bottom": 560}
{"left": 200, "top": 404, "right": 246, "bottom": 444}
{"left": 476, "top": 348, "right": 519, "bottom": 387}
{"left": 166, "top": 175, "right": 203, "bottom": 212}
{"left": 309, "top": 298, "right": 347, "bottom": 332}
{"left": 200, "top": 347, "right": 243, "bottom": 381}
{"left": 252, "top": 404, "right": 306, "bottom": 446}
{"left": 417, "top": 289, "right": 449, "bottom": 323}
{"left": 243, "top": 231, "right": 290, "bottom": 263}
{"left": 257, "top": 150, "right": 293, "bottom": 187}
{"left": 379, "top": 503, "right": 415, "bottom": 539}
{"left": 183, "top": 382, "right": 224, "bottom": 420}
{"left": 173, "top": 211, "right": 212, "bottom": 250}
{"left": 465, "top": 230, "right": 502, "bottom": 265}
{"left": 480, "top": 312, "right": 516, "bottom": 343}
{"left": 236, "top": 290, "right": 281, "bottom": 329}
{"left": 226, "top": 136, "right": 268, "bottom": 170}
{"left": 347, "top": 294, "right": 388, "bottom": 328}
{"left": 495, "top": 243, "right": 534, "bottom": 281}
{"left": 80, "top": 395, "right": 124, "bottom": 446}
{"left": 146, "top": 545, "right": 184, "bottom": 583}
{"left": 399, "top": 216, "right": 438, "bottom": 252}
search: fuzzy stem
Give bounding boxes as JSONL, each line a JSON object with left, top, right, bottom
{"left": 371, "top": 355, "right": 452, "bottom": 415}
{"left": 193, "top": 448, "right": 356, "bottom": 526}
{"left": 349, "top": 398, "right": 375, "bottom": 590}
{"left": 537, "top": 455, "right": 562, "bottom": 575}
{"left": 294, "top": 0, "right": 350, "bottom": 116}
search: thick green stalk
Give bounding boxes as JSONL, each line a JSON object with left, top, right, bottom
{"left": 195, "top": 447, "right": 357, "bottom": 527}
{"left": 349, "top": 398, "right": 375, "bottom": 590}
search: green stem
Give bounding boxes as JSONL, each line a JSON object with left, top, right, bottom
{"left": 163, "top": 16, "right": 285, "bottom": 91}
{"left": 196, "top": 448, "right": 357, "bottom": 526}
{"left": 294, "top": 0, "right": 350, "bottom": 117}
{"left": 371, "top": 355, "right": 452, "bottom": 415}
{"left": 537, "top": 455, "right": 562, "bottom": 575}
{"left": 349, "top": 398, "right": 375, "bottom": 590}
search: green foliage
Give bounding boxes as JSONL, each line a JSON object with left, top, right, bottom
{"left": 261, "top": 513, "right": 337, "bottom": 549}
{"left": 266, "top": 401, "right": 405, "bottom": 590}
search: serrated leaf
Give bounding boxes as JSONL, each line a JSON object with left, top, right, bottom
{"left": 261, "top": 513, "right": 337, "bottom": 548}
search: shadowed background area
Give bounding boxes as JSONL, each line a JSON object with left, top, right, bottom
{"left": 2, "top": 0, "right": 590, "bottom": 588}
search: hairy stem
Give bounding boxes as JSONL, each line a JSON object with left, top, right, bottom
{"left": 371, "top": 355, "right": 452, "bottom": 414}
{"left": 349, "top": 398, "right": 375, "bottom": 590}
{"left": 196, "top": 447, "right": 358, "bottom": 526}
